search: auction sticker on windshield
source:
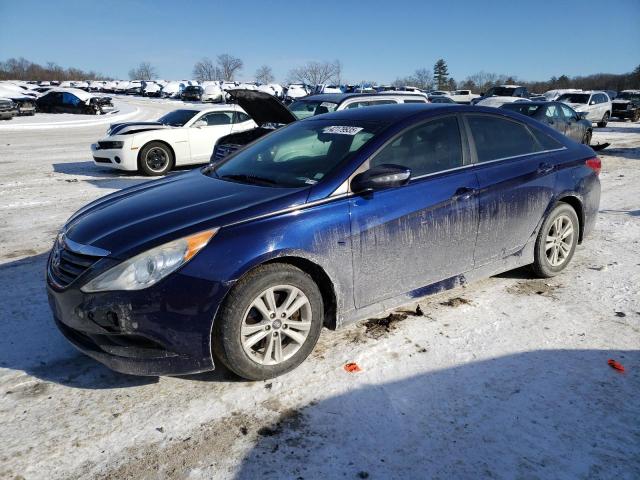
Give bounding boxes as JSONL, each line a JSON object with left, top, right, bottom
{"left": 322, "top": 126, "right": 364, "bottom": 135}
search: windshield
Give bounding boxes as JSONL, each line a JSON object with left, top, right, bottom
{"left": 157, "top": 109, "right": 199, "bottom": 126}
{"left": 618, "top": 92, "right": 640, "bottom": 101}
{"left": 208, "top": 120, "right": 382, "bottom": 187}
{"left": 502, "top": 104, "right": 542, "bottom": 116}
{"left": 289, "top": 100, "right": 339, "bottom": 119}
{"left": 486, "top": 86, "right": 517, "bottom": 97}
{"left": 184, "top": 86, "right": 202, "bottom": 92}
{"left": 558, "top": 93, "right": 590, "bottom": 104}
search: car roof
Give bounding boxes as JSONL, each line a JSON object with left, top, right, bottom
{"left": 301, "top": 103, "right": 460, "bottom": 124}
{"left": 301, "top": 92, "right": 423, "bottom": 104}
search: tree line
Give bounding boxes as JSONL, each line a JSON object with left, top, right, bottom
{"left": 0, "top": 57, "right": 108, "bottom": 81}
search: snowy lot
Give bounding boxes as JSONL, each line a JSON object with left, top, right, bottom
{"left": 0, "top": 97, "right": 638, "bottom": 479}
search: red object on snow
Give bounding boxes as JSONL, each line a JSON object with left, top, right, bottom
{"left": 344, "top": 362, "right": 362, "bottom": 373}
{"left": 608, "top": 359, "right": 625, "bottom": 372}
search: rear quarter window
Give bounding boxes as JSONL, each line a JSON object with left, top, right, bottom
{"left": 467, "top": 115, "right": 542, "bottom": 162}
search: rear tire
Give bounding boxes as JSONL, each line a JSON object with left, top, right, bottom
{"left": 532, "top": 203, "right": 579, "bottom": 278}
{"left": 582, "top": 130, "right": 592, "bottom": 145}
{"left": 212, "top": 263, "right": 324, "bottom": 380}
{"left": 597, "top": 112, "right": 609, "bottom": 128}
{"left": 138, "top": 141, "right": 174, "bottom": 176}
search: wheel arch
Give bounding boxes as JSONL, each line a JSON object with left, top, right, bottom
{"left": 556, "top": 195, "right": 585, "bottom": 243}
{"left": 217, "top": 253, "right": 340, "bottom": 331}
{"left": 137, "top": 139, "right": 176, "bottom": 167}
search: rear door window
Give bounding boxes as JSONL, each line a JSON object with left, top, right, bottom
{"left": 466, "top": 115, "right": 542, "bottom": 162}
{"left": 371, "top": 115, "right": 463, "bottom": 177}
{"left": 202, "top": 112, "right": 233, "bottom": 125}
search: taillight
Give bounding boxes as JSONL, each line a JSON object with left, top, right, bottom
{"left": 585, "top": 157, "right": 601, "bottom": 176}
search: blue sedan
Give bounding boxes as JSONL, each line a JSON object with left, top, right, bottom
{"left": 46, "top": 104, "right": 601, "bottom": 380}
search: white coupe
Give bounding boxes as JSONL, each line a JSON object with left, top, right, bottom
{"left": 91, "top": 105, "right": 256, "bottom": 175}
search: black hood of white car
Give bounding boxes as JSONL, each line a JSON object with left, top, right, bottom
{"left": 108, "top": 122, "right": 170, "bottom": 135}
{"left": 228, "top": 89, "right": 297, "bottom": 126}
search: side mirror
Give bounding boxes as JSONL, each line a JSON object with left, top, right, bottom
{"left": 589, "top": 100, "right": 596, "bottom": 105}
{"left": 193, "top": 119, "right": 207, "bottom": 128}
{"left": 351, "top": 164, "right": 411, "bottom": 193}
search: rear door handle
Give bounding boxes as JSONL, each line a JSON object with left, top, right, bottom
{"left": 537, "top": 162, "right": 555, "bottom": 174}
{"left": 452, "top": 186, "right": 477, "bottom": 201}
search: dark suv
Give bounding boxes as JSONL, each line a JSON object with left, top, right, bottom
{"left": 612, "top": 90, "right": 640, "bottom": 122}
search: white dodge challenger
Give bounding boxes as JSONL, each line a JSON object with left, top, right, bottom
{"left": 91, "top": 105, "right": 256, "bottom": 175}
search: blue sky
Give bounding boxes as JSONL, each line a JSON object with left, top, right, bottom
{"left": 2, "top": 0, "right": 639, "bottom": 83}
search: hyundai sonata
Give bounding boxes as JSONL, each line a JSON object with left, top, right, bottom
{"left": 47, "top": 104, "right": 601, "bottom": 380}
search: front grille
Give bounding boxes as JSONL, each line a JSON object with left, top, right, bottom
{"left": 214, "top": 143, "right": 241, "bottom": 162}
{"left": 49, "top": 241, "right": 101, "bottom": 288}
{"left": 97, "top": 141, "right": 122, "bottom": 150}
{"left": 612, "top": 104, "right": 629, "bottom": 113}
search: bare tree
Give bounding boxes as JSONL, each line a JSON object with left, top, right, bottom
{"left": 217, "top": 54, "right": 243, "bottom": 81}
{"left": 255, "top": 65, "right": 274, "bottom": 84}
{"left": 287, "top": 60, "right": 342, "bottom": 86}
{"left": 128, "top": 62, "right": 157, "bottom": 80}
{"left": 193, "top": 57, "right": 220, "bottom": 81}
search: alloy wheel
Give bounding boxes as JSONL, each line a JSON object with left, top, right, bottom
{"left": 145, "top": 147, "right": 169, "bottom": 172}
{"left": 545, "top": 214, "right": 575, "bottom": 267}
{"left": 241, "top": 285, "right": 312, "bottom": 365}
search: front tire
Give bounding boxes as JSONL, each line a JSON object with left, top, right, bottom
{"left": 597, "top": 112, "right": 609, "bottom": 128}
{"left": 212, "top": 264, "right": 324, "bottom": 380}
{"left": 532, "top": 203, "right": 579, "bottom": 278}
{"left": 582, "top": 129, "right": 592, "bottom": 145}
{"left": 138, "top": 141, "right": 174, "bottom": 176}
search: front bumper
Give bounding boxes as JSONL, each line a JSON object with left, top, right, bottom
{"left": 47, "top": 264, "right": 225, "bottom": 376}
{"left": 91, "top": 143, "right": 137, "bottom": 170}
{"left": 612, "top": 108, "right": 636, "bottom": 119}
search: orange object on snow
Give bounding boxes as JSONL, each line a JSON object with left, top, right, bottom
{"left": 608, "top": 359, "right": 625, "bottom": 372}
{"left": 344, "top": 362, "right": 362, "bottom": 373}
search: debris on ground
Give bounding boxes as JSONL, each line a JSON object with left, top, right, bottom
{"left": 344, "top": 362, "right": 362, "bottom": 373}
{"left": 440, "top": 297, "right": 471, "bottom": 307}
{"left": 607, "top": 359, "right": 625, "bottom": 372}
{"left": 363, "top": 313, "right": 408, "bottom": 338}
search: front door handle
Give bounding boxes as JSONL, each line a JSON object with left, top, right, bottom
{"left": 537, "top": 162, "right": 555, "bottom": 174}
{"left": 452, "top": 186, "right": 477, "bottom": 201}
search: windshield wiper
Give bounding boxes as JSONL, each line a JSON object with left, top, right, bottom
{"left": 218, "top": 173, "right": 279, "bottom": 186}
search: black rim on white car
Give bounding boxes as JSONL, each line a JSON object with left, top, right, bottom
{"left": 240, "top": 285, "right": 313, "bottom": 365}
{"left": 545, "top": 214, "right": 575, "bottom": 267}
{"left": 145, "top": 147, "right": 170, "bottom": 172}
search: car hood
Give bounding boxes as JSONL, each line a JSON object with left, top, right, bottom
{"left": 476, "top": 96, "right": 525, "bottom": 107}
{"left": 228, "top": 89, "right": 297, "bottom": 126}
{"left": 108, "top": 122, "right": 170, "bottom": 135}
{"left": 64, "top": 169, "right": 308, "bottom": 258}
{"left": 564, "top": 102, "right": 588, "bottom": 111}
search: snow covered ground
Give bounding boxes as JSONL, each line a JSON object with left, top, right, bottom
{"left": 0, "top": 97, "right": 638, "bottom": 479}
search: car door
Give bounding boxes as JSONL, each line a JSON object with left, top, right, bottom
{"left": 542, "top": 104, "right": 566, "bottom": 135}
{"left": 187, "top": 111, "right": 235, "bottom": 164}
{"left": 558, "top": 103, "right": 582, "bottom": 142}
{"left": 465, "top": 113, "right": 559, "bottom": 266}
{"left": 350, "top": 114, "right": 479, "bottom": 308}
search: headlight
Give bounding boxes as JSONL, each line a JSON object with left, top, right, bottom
{"left": 81, "top": 229, "right": 218, "bottom": 292}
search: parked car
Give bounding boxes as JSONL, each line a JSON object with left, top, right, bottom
{"left": 47, "top": 104, "right": 601, "bottom": 380}
{"left": 611, "top": 90, "right": 640, "bottom": 122}
{"left": 212, "top": 90, "right": 429, "bottom": 161}
{"left": 126, "top": 81, "right": 144, "bottom": 95}
{"left": 543, "top": 89, "right": 582, "bottom": 101}
{"left": 0, "top": 87, "right": 37, "bottom": 115}
{"left": 91, "top": 105, "right": 256, "bottom": 175}
{"left": 473, "top": 85, "right": 530, "bottom": 107}
{"left": 427, "top": 90, "right": 452, "bottom": 100}
{"left": 202, "top": 84, "right": 224, "bottom": 103}
{"left": 285, "top": 84, "right": 309, "bottom": 101}
{"left": 181, "top": 85, "right": 203, "bottom": 102}
{"left": 142, "top": 82, "right": 162, "bottom": 97}
{"left": 430, "top": 96, "right": 457, "bottom": 104}
{"left": 0, "top": 98, "right": 16, "bottom": 120}
{"left": 450, "top": 90, "right": 480, "bottom": 104}
{"left": 36, "top": 89, "right": 114, "bottom": 115}
{"left": 161, "top": 82, "right": 184, "bottom": 98}
{"left": 501, "top": 101, "right": 593, "bottom": 145}
{"left": 557, "top": 91, "right": 612, "bottom": 127}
